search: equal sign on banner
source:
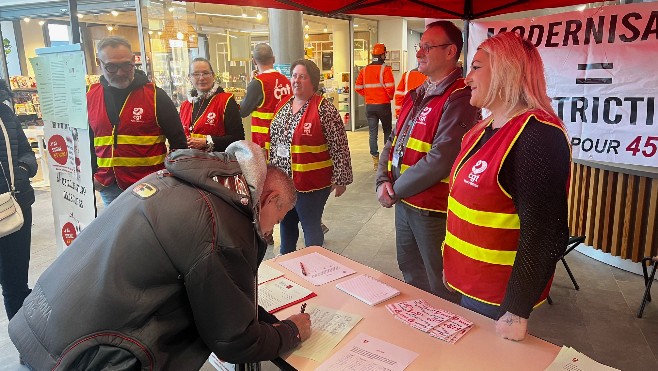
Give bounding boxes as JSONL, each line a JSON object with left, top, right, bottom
{"left": 576, "top": 63, "right": 613, "bottom": 85}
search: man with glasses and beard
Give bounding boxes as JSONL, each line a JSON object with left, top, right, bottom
{"left": 87, "top": 36, "right": 186, "bottom": 206}
{"left": 375, "top": 21, "right": 478, "bottom": 302}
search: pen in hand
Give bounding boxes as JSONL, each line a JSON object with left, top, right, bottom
{"left": 300, "top": 303, "right": 307, "bottom": 314}
{"left": 299, "top": 262, "right": 308, "bottom": 276}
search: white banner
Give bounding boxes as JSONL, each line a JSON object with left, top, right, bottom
{"left": 30, "top": 45, "right": 95, "bottom": 253}
{"left": 469, "top": 2, "right": 658, "bottom": 168}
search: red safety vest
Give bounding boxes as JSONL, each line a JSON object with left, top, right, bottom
{"left": 251, "top": 71, "right": 291, "bottom": 151}
{"left": 355, "top": 64, "right": 395, "bottom": 104}
{"left": 87, "top": 83, "right": 166, "bottom": 190}
{"left": 388, "top": 78, "right": 467, "bottom": 213}
{"left": 179, "top": 93, "right": 232, "bottom": 139}
{"left": 443, "top": 109, "right": 569, "bottom": 306}
{"left": 274, "top": 95, "right": 332, "bottom": 192}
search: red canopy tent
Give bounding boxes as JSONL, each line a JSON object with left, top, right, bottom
{"left": 187, "top": 0, "right": 593, "bottom": 19}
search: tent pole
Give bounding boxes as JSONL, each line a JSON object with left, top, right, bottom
{"left": 462, "top": 19, "right": 469, "bottom": 78}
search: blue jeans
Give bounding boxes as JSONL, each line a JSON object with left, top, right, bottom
{"left": 461, "top": 295, "right": 501, "bottom": 320}
{"left": 0, "top": 203, "right": 32, "bottom": 320}
{"left": 99, "top": 182, "right": 124, "bottom": 206}
{"left": 279, "top": 187, "right": 332, "bottom": 255}
{"left": 395, "top": 202, "right": 460, "bottom": 303}
{"left": 366, "top": 103, "right": 392, "bottom": 157}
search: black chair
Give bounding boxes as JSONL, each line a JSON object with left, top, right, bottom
{"left": 637, "top": 256, "right": 658, "bottom": 318}
{"left": 548, "top": 236, "right": 586, "bottom": 305}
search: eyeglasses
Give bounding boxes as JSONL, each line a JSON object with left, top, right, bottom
{"left": 190, "top": 72, "right": 213, "bottom": 79}
{"left": 291, "top": 73, "right": 308, "bottom": 80}
{"left": 414, "top": 43, "right": 453, "bottom": 53}
{"left": 100, "top": 61, "right": 135, "bottom": 73}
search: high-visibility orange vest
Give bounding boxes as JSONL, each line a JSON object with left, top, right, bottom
{"left": 355, "top": 64, "right": 395, "bottom": 104}
{"left": 87, "top": 83, "right": 166, "bottom": 190}
{"left": 251, "top": 71, "right": 291, "bottom": 151}
{"left": 443, "top": 109, "right": 570, "bottom": 306}
{"left": 394, "top": 70, "right": 427, "bottom": 118}
{"left": 273, "top": 95, "right": 332, "bottom": 192}
{"left": 179, "top": 93, "right": 232, "bottom": 139}
{"left": 388, "top": 78, "right": 468, "bottom": 213}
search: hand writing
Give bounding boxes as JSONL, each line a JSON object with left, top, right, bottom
{"left": 287, "top": 313, "right": 312, "bottom": 341}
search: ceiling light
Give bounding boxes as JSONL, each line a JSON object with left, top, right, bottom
{"left": 241, "top": 8, "right": 247, "bottom": 17}
{"left": 38, "top": 20, "right": 45, "bottom": 26}
{"left": 148, "top": 30, "right": 153, "bottom": 35}
{"left": 111, "top": 10, "right": 119, "bottom": 16}
{"left": 256, "top": 12, "right": 263, "bottom": 20}
{"left": 23, "top": 17, "right": 30, "bottom": 23}
{"left": 107, "top": 25, "right": 114, "bottom": 31}
{"left": 157, "top": 31, "right": 162, "bottom": 36}
{"left": 168, "top": 7, "right": 175, "bottom": 12}
{"left": 324, "top": 25, "right": 328, "bottom": 32}
{"left": 176, "top": 32, "right": 184, "bottom": 40}
{"left": 304, "top": 22, "right": 309, "bottom": 30}
{"left": 304, "top": 33, "right": 309, "bottom": 39}
{"left": 354, "top": 23, "right": 359, "bottom": 27}
{"left": 77, "top": 13, "right": 84, "bottom": 19}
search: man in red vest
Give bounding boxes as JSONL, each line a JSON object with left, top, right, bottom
{"left": 240, "top": 43, "right": 291, "bottom": 156}
{"left": 375, "top": 21, "right": 478, "bottom": 302}
{"left": 87, "top": 36, "right": 186, "bottom": 206}
{"left": 356, "top": 43, "right": 395, "bottom": 170}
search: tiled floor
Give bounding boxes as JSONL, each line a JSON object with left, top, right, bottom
{"left": 1, "top": 130, "right": 656, "bottom": 370}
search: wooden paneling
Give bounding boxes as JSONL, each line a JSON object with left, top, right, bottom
{"left": 568, "top": 164, "right": 658, "bottom": 262}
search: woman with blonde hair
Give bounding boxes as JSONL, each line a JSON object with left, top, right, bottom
{"left": 442, "top": 32, "right": 571, "bottom": 341}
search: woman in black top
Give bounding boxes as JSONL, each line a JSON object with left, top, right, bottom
{"left": 0, "top": 79, "right": 38, "bottom": 320}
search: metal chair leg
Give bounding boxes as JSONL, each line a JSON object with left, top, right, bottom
{"left": 637, "top": 259, "right": 658, "bottom": 318}
{"left": 561, "top": 257, "right": 580, "bottom": 290}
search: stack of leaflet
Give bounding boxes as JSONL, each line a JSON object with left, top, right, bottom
{"left": 386, "top": 299, "right": 473, "bottom": 344}
{"left": 335, "top": 274, "right": 400, "bottom": 305}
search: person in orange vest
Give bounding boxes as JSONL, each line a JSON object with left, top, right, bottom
{"left": 444, "top": 32, "right": 570, "bottom": 341}
{"left": 375, "top": 21, "right": 478, "bottom": 302}
{"left": 240, "top": 43, "right": 292, "bottom": 156}
{"left": 87, "top": 36, "right": 187, "bottom": 206}
{"left": 393, "top": 68, "right": 427, "bottom": 118}
{"left": 180, "top": 57, "right": 244, "bottom": 153}
{"left": 355, "top": 43, "right": 395, "bottom": 170}
{"left": 269, "top": 60, "right": 353, "bottom": 255}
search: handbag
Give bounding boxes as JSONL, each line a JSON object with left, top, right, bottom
{"left": 0, "top": 116, "right": 24, "bottom": 238}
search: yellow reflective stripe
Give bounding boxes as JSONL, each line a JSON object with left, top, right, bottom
{"left": 448, "top": 196, "right": 520, "bottom": 230}
{"left": 292, "top": 159, "right": 332, "bottom": 172}
{"left": 94, "top": 135, "right": 165, "bottom": 146}
{"left": 190, "top": 133, "right": 206, "bottom": 139}
{"left": 406, "top": 137, "right": 431, "bottom": 153}
{"left": 445, "top": 231, "right": 516, "bottom": 266}
{"left": 252, "top": 125, "right": 268, "bottom": 134}
{"left": 290, "top": 144, "right": 328, "bottom": 153}
{"left": 252, "top": 111, "right": 274, "bottom": 119}
{"left": 363, "top": 83, "right": 385, "bottom": 88}
{"left": 97, "top": 154, "right": 166, "bottom": 168}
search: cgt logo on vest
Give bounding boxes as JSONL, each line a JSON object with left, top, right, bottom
{"left": 416, "top": 107, "right": 432, "bottom": 125}
{"left": 206, "top": 112, "right": 216, "bottom": 125}
{"left": 303, "top": 122, "right": 312, "bottom": 136}
{"left": 465, "top": 160, "right": 488, "bottom": 188}
{"left": 273, "top": 79, "right": 291, "bottom": 100}
{"left": 132, "top": 107, "right": 144, "bottom": 123}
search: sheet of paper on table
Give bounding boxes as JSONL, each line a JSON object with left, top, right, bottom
{"left": 279, "top": 252, "right": 355, "bottom": 285}
{"left": 291, "top": 305, "right": 362, "bottom": 361}
{"left": 257, "top": 264, "right": 284, "bottom": 285}
{"left": 257, "top": 277, "right": 316, "bottom": 313}
{"left": 545, "top": 346, "right": 620, "bottom": 371}
{"left": 316, "top": 332, "right": 419, "bottom": 371}
{"left": 336, "top": 274, "right": 400, "bottom": 306}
